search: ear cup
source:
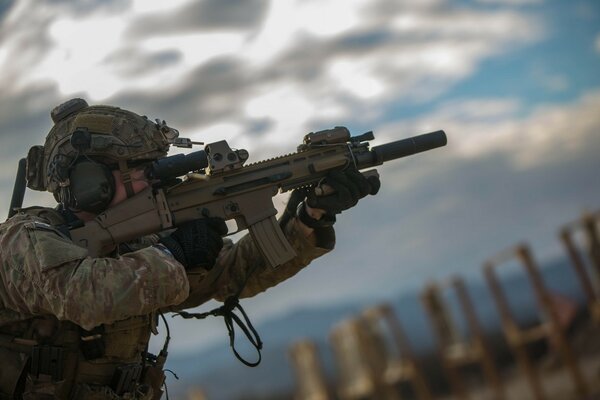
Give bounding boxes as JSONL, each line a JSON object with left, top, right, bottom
{"left": 69, "top": 160, "right": 115, "bottom": 213}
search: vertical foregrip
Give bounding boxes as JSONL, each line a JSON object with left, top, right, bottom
{"left": 249, "top": 216, "right": 297, "bottom": 268}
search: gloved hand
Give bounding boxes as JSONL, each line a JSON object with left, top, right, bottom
{"left": 160, "top": 217, "right": 228, "bottom": 269}
{"left": 306, "top": 168, "right": 380, "bottom": 215}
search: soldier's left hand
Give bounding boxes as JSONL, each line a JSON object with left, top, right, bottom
{"left": 306, "top": 168, "right": 380, "bottom": 215}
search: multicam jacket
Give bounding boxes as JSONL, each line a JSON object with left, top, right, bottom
{"left": 0, "top": 207, "right": 334, "bottom": 399}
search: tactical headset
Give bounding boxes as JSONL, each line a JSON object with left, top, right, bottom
{"left": 65, "top": 159, "right": 116, "bottom": 214}
{"left": 48, "top": 127, "right": 118, "bottom": 214}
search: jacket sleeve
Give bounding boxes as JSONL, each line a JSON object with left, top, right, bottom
{"left": 0, "top": 215, "right": 189, "bottom": 330}
{"left": 172, "top": 216, "right": 335, "bottom": 310}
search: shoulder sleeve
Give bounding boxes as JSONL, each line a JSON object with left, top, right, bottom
{"left": 0, "top": 215, "right": 189, "bottom": 330}
{"left": 174, "top": 217, "right": 334, "bottom": 310}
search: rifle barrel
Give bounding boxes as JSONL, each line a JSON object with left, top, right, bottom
{"left": 371, "top": 130, "right": 446, "bottom": 163}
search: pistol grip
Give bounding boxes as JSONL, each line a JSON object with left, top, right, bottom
{"left": 249, "top": 215, "right": 296, "bottom": 268}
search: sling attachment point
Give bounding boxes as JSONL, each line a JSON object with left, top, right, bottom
{"left": 174, "top": 296, "right": 263, "bottom": 367}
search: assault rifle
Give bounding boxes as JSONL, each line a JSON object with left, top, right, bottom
{"left": 68, "top": 127, "right": 447, "bottom": 267}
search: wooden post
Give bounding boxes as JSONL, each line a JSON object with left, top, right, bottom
{"left": 361, "top": 304, "right": 433, "bottom": 400}
{"left": 484, "top": 243, "right": 590, "bottom": 400}
{"left": 582, "top": 212, "right": 600, "bottom": 282}
{"left": 560, "top": 230, "right": 598, "bottom": 305}
{"left": 421, "top": 282, "right": 469, "bottom": 400}
{"left": 517, "top": 245, "right": 589, "bottom": 398}
{"left": 560, "top": 211, "right": 600, "bottom": 323}
{"left": 484, "top": 257, "right": 546, "bottom": 400}
{"left": 330, "top": 318, "right": 381, "bottom": 400}
{"left": 452, "top": 277, "right": 505, "bottom": 400}
{"left": 289, "top": 340, "right": 332, "bottom": 400}
{"left": 422, "top": 279, "right": 505, "bottom": 400}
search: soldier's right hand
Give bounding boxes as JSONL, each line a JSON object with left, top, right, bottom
{"left": 160, "top": 218, "right": 228, "bottom": 269}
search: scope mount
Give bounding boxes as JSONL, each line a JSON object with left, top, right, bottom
{"left": 205, "top": 141, "right": 249, "bottom": 174}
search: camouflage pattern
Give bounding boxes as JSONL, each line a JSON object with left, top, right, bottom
{"left": 0, "top": 212, "right": 189, "bottom": 330}
{"left": 27, "top": 102, "right": 177, "bottom": 193}
{"left": 0, "top": 206, "right": 333, "bottom": 399}
{"left": 0, "top": 210, "right": 333, "bottom": 328}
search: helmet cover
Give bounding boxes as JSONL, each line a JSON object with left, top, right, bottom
{"left": 27, "top": 98, "right": 179, "bottom": 194}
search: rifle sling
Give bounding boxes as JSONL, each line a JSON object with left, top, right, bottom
{"left": 173, "top": 258, "right": 263, "bottom": 367}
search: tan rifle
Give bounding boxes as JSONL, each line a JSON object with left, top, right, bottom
{"left": 69, "top": 127, "right": 447, "bottom": 267}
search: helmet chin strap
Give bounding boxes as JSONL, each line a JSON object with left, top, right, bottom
{"left": 119, "top": 160, "right": 136, "bottom": 198}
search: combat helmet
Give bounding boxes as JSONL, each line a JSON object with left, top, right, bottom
{"left": 26, "top": 98, "right": 179, "bottom": 213}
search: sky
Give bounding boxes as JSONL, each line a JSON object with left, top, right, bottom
{"left": 0, "top": 0, "right": 599, "bottom": 356}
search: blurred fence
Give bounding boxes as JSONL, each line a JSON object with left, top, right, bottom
{"left": 284, "top": 209, "right": 600, "bottom": 400}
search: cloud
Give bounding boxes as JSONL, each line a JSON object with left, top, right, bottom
{"left": 474, "top": 0, "right": 542, "bottom": 5}
{"left": 0, "top": 83, "right": 57, "bottom": 145}
{"left": 0, "top": 0, "right": 545, "bottom": 147}
{"left": 0, "top": 0, "right": 131, "bottom": 82}
{"left": 0, "top": 1, "right": 130, "bottom": 100}
{"left": 0, "top": 1, "right": 55, "bottom": 91}
{"left": 44, "top": 0, "right": 130, "bottom": 14}
{"left": 426, "top": 98, "right": 522, "bottom": 121}
{"left": 378, "top": 89, "right": 600, "bottom": 171}
{"left": 248, "top": 5, "right": 543, "bottom": 94}
{"left": 351, "top": 89, "right": 600, "bottom": 285}
{"left": 109, "top": 56, "right": 253, "bottom": 130}
{"left": 0, "top": 0, "right": 14, "bottom": 21}
{"left": 596, "top": 33, "right": 600, "bottom": 53}
{"left": 127, "top": 0, "right": 268, "bottom": 38}
{"left": 102, "top": 47, "right": 182, "bottom": 77}
{"left": 530, "top": 64, "right": 569, "bottom": 93}
{"left": 0, "top": 82, "right": 63, "bottom": 217}
{"left": 182, "top": 4, "right": 543, "bottom": 146}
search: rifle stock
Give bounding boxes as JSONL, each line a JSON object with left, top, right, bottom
{"left": 70, "top": 128, "right": 447, "bottom": 267}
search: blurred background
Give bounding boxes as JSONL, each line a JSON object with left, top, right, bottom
{"left": 1, "top": 0, "right": 599, "bottom": 398}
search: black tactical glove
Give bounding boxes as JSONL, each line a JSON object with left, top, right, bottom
{"left": 306, "top": 168, "right": 380, "bottom": 215}
{"left": 160, "top": 217, "right": 228, "bottom": 269}
{"left": 279, "top": 188, "right": 308, "bottom": 228}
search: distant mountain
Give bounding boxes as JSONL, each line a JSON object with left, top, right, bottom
{"left": 165, "top": 255, "right": 589, "bottom": 400}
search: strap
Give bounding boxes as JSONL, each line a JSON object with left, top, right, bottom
{"left": 0, "top": 332, "right": 36, "bottom": 354}
{"left": 119, "top": 159, "right": 135, "bottom": 198}
{"left": 174, "top": 296, "right": 263, "bottom": 367}
{"left": 170, "top": 197, "right": 312, "bottom": 367}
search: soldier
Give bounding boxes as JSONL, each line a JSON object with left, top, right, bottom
{"left": 0, "top": 99, "right": 380, "bottom": 399}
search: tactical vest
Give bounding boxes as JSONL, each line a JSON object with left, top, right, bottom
{"left": 0, "top": 208, "right": 166, "bottom": 400}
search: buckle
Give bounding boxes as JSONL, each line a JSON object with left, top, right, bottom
{"left": 80, "top": 332, "right": 105, "bottom": 360}
{"left": 30, "top": 345, "right": 64, "bottom": 381}
{"left": 79, "top": 326, "right": 105, "bottom": 360}
{"left": 111, "top": 363, "right": 143, "bottom": 395}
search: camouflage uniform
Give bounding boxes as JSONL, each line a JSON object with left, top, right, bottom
{"left": 0, "top": 206, "right": 334, "bottom": 399}
{"left": 0, "top": 99, "right": 335, "bottom": 399}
